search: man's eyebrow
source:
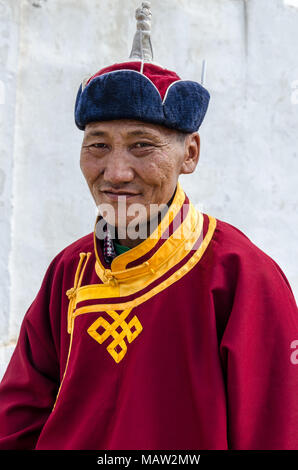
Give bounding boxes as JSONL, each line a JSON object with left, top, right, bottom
{"left": 127, "top": 130, "right": 159, "bottom": 138}
{"left": 85, "top": 130, "right": 108, "bottom": 138}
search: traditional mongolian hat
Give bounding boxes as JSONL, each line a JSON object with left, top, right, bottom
{"left": 75, "top": 2, "right": 210, "bottom": 133}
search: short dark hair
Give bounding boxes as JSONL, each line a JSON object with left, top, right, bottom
{"left": 175, "top": 130, "right": 191, "bottom": 143}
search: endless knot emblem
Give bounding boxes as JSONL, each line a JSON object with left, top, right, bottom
{"left": 87, "top": 308, "right": 143, "bottom": 363}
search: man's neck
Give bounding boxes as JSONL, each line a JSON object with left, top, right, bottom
{"left": 115, "top": 189, "right": 176, "bottom": 249}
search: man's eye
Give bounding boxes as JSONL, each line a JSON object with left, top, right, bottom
{"left": 92, "top": 143, "right": 107, "bottom": 149}
{"left": 134, "top": 142, "right": 153, "bottom": 148}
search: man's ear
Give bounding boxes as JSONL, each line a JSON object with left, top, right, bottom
{"left": 180, "top": 133, "right": 200, "bottom": 175}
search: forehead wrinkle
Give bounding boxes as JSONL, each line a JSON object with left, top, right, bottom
{"left": 126, "top": 129, "right": 161, "bottom": 139}
{"left": 83, "top": 121, "right": 177, "bottom": 144}
{"left": 85, "top": 128, "right": 162, "bottom": 141}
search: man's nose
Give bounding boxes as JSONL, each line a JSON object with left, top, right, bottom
{"left": 103, "top": 149, "right": 134, "bottom": 185}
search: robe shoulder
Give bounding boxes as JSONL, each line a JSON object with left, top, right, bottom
{"left": 212, "top": 216, "right": 276, "bottom": 259}
{"left": 208, "top": 215, "right": 295, "bottom": 295}
{"left": 201, "top": 214, "right": 297, "bottom": 343}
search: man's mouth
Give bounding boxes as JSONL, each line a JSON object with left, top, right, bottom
{"left": 101, "top": 190, "right": 141, "bottom": 201}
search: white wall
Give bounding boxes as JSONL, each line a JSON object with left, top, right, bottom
{"left": 0, "top": 0, "right": 298, "bottom": 379}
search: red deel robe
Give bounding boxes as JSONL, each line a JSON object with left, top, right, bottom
{"left": 0, "top": 182, "right": 297, "bottom": 450}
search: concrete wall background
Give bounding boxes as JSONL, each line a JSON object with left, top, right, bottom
{"left": 0, "top": 0, "right": 298, "bottom": 379}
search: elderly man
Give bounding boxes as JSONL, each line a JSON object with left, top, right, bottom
{"left": 0, "top": 3, "right": 298, "bottom": 451}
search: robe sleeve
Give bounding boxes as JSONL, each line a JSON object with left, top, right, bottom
{"left": 219, "top": 247, "right": 298, "bottom": 449}
{"left": 0, "top": 253, "right": 65, "bottom": 450}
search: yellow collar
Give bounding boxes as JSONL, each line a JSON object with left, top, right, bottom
{"left": 65, "top": 184, "right": 217, "bottom": 335}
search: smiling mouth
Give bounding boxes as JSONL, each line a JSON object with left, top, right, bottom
{"left": 102, "top": 190, "right": 141, "bottom": 200}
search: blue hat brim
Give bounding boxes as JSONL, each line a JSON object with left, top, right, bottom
{"left": 75, "top": 70, "right": 210, "bottom": 133}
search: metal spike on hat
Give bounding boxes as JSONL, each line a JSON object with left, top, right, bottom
{"left": 129, "top": 2, "right": 153, "bottom": 64}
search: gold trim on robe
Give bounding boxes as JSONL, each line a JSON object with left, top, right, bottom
{"left": 66, "top": 182, "right": 217, "bottom": 328}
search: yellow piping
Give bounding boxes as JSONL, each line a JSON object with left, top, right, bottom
{"left": 66, "top": 252, "right": 91, "bottom": 333}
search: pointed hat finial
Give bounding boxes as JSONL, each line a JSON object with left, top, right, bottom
{"left": 129, "top": 2, "right": 153, "bottom": 62}
{"left": 75, "top": 1, "right": 211, "bottom": 133}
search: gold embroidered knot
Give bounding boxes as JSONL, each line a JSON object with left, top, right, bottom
{"left": 87, "top": 308, "right": 143, "bottom": 363}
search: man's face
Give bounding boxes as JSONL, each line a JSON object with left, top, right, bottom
{"left": 80, "top": 119, "right": 200, "bottom": 232}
